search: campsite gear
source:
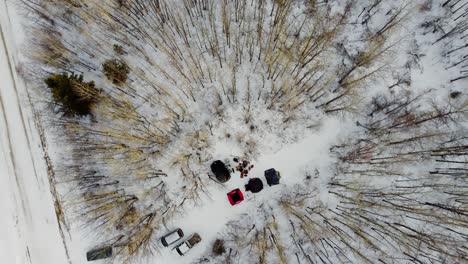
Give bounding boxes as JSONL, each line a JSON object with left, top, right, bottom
{"left": 227, "top": 189, "right": 244, "bottom": 205}
{"left": 241, "top": 170, "right": 248, "bottom": 178}
{"left": 86, "top": 246, "right": 112, "bottom": 261}
{"left": 265, "top": 168, "right": 281, "bottom": 186}
{"left": 174, "top": 233, "right": 202, "bottom": 256}
{"left": 161, "top": 228, "right": 184, "bottom": 247}
{"left": 245, "top": 178, "right": 264, "bottom": 193}
{"left": 237, "top": 161, "right": 254, "bottom": 178}
{"left": 187, "top": 233, "right": 202, "bottom": 246}
{"left": 211, "top": 160, "right": 231, "bottom": 183}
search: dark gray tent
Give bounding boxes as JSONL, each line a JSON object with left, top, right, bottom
{"left": 245, "top": 178, "right": 264, "bottom": 193}
{"left": 211, "top": 160, "right": 231, "bottom": 183}
{"left": 265, "top": 168, "right": 280, "bottom": 186}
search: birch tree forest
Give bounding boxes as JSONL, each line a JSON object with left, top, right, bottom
{"left": 17, "top": 0, "right": 467, "bottom": 263}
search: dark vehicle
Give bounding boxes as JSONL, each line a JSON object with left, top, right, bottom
{"left": 174, "top": 233, "right": 202, "bottom": 256}
{"left": 245, "top": 178, "right": 264, "bottom": 193}
{"left": 265, "top": 168, "right": 281, "bottom": 186}
{"left": 161, "top": 228, "right": 184, "bottom": 247}
{"left": 227, "top": 189, "right": 244, "bottom": 205}
{"left": 211, "top": 160, "right": 231, "bottom": 183}
{"left": 86, "top": 246, "right": 112, "bottom": 262}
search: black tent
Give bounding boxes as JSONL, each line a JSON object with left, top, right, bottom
{"left": 265, "top": 168, "right": 280, "bottom": 186}
{"left": 245, "top": 178, "right": 264, "bottom": 193}
{"left": 211, "top": 160, "right": 231, "bottom": 183}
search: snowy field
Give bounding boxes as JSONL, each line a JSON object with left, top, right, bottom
{"left": 1, "top": 0, "right": 468, "bottom": 264}
{"left": 0, "top": 1, "right": 71, "bottom": 263}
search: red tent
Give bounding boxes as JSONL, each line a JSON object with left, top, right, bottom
{"left": 227, "top": 189, "right": 244, "bottom": 205}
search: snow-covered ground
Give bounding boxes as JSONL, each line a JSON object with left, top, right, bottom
{"left": 2, "top": 0, "right": 468, "bottom": 263}
{"left": 0, "top": 1, "right": 70, "bottom": 263}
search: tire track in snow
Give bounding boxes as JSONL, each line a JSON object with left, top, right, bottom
{"left": 1, "top": 0, "right": 41, "bottom": 185}
{"left": 0, "top": 1, "right": 72, "bottom": 263}
{"left": 0, "top": 0, "right": 33, "bottom": 230}
{"left": 33, "top": 110, "right": 73, "bottom": 263}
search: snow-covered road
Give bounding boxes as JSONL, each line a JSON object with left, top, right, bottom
{"left": 0, "top": 1, "right": 71, "bottom": 263}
